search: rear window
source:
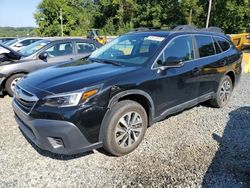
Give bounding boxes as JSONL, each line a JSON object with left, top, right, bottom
{"left": 195, "top": 36, "right": 215, "bottom": 58}
{"left": 214, "top": 37, "right": 230, "bottom": 51}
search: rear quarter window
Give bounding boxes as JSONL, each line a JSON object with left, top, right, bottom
{"left": 214, "top": 37, "right": 231, "bottom": 51}
{"left": 195, "top": 35, "right": 215, "bottom": 58}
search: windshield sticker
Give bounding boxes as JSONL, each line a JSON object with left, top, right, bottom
{"left": 146, "top": 36, "right": 165, "bottom": 42}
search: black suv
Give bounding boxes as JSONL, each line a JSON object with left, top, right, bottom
{"left": 12, "top": 27, "right": 242, "bottom": 156}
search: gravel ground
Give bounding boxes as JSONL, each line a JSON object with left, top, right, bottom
{"left": 0, "top": 74, "right": 250, "bottom": 188}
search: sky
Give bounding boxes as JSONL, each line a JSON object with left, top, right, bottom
{"left": 0, "top": 0, "right": 41, "bottom": 27}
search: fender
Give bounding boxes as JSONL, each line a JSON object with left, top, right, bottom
{"left": 108, "top": 89, "right": 155, "bottom": 112}
{"left": 98, "top": 89, "right": 155, "bottom": 141}
{"left": 224, "top": 70, "right": 236, "bottom": 85}
{"left": 0, "top": 70, "right": 28, "bottom": 88}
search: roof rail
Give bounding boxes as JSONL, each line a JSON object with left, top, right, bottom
{"left": 201, "top": 26, "right": 224, "bottom": 33}
{"left": 172, "top": 25, "right": 198, "bottom": 32}
{"left": 172, "top": 25, "right": 224, "bottom": 33}
{"left": 132, "top": 27, "right": 155, "bottom": 32}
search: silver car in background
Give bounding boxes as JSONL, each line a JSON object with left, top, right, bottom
{"left": 0, "top": 38, "right": 102, "bottom": 96}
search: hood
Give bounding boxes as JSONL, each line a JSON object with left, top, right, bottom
{"left": 0, "top": 43, "right": 22, "bottom": 62}
{"left": 18, "top": 59, "right": 139, "bottom": 97}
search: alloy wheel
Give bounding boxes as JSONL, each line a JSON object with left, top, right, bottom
{"left": 219, "top": 80, "right": 231, "bottom": 103}
{"left": 10, "top": 77, "right": 22, "bottom": 92}
{"left": 115, "top": 111, "right": 143, "bottom": 148}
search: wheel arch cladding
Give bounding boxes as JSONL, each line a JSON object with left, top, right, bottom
{"left": 225, "top": 71, "right": 235, "bottom": 86}
{"left": 98, "top": 89, "right": 155, "bottom": 142}
{"left": 2, "top": 71, "right": 27, "bottom": 88}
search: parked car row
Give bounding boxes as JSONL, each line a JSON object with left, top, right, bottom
{"left": 0, "top": 37, "right": 44, "bottom": 54}
{"left": 0, "top": 37, "right": 16, "bottom": 44}
{"left": 0, "top": 37, "right": 102, "bottom": 96}
{"left": 11, "top": 26, "right": 242, "bottom": 156}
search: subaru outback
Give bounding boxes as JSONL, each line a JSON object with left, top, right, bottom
{"left": 12, "top": 27, "right": 242, "bottom": 156}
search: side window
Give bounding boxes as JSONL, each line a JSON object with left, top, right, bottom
{"left": 20, "top": 39, "right": 33, "bottom": 46}
{"left": 213, "top": 38, "right": 221, "bottom": 54}
{"left": 44, "top": 42, "right": 73, "bottom": 58}
{"left": 214, "top": 37, "right": 230, "bottom": 51}
{"left": 164, "top": 36, "right": 194, "bottom": 63}
{"left": 195, "top": 36, "right": 215, "bottom": 57}
{"left": 76, "top": 42, "right": 96, "bottom": 53}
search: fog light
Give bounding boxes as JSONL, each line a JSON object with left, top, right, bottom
{"left": 47, "top": 137, "right": 64, "bottom": 149}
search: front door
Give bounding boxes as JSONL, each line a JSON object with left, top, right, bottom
{"left": 35, "top": 42, "right": 75, "bottom": 70}
{"left": 152, "top": 35, "right": 200, "bottom": 117}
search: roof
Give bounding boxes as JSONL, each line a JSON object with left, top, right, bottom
{"left": 42, "top": 37, "right": 93, "bottom": 41}
{"left": 127, "top": 25, "right": 226, "bottom": 38}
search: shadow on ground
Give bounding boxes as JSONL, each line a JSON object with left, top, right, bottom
{"left": 202, "top": 106, "right": 250, "bottom": 187}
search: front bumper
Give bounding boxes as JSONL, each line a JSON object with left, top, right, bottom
{"left": 13, "top": 101, "right": 103, "bottom": 155}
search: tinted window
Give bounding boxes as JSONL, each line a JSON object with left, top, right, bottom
{"left": 195, "top": 36, "right": 215, "bottom": 57}
{"left": 5, "top": 39, "right": 18, "bottom": 46}
{"left": 20, "top": 39, "right": 34, "bottom": 46}
{"left": 213, "top": 38, "right": 221, "bottom": 54}
{"left": 164, "top": 36, "right": 194, "bottom": 63}
{"left": 215, "top": 37, "right": 230, "bottom": 51}
{"left": 76, "top": 42, "right": 96, "bottom": 53}
{"left": 44, "top": 42, "right": 73, "bottom": 57}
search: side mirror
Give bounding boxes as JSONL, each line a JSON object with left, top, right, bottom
{"left": 164, "top": 57, "right": 184, "bottom": 67}
{"left": 39, "top": 52, "right": 48, "bottom": 61}
{"left": 15, "top": 43, "right": 23, "bottom": 48}
{"left": 156, "top": 57, "right": 184, "bottom": 73}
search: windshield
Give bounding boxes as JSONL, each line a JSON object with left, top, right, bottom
{"left": 19, "top": 39, "right": 50, "bottom": 56}
{"left": 5, "top": 39, "right": 18, "bottom": 46}
{"left": 90, "top": 34, "right": 165, "bottom": 66}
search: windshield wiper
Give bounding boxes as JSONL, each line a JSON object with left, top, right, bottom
{"left": 90, "top": 58, "right": 122, "bottom": 66}
{"left": 102, "top": 60, "right": 121, "bottom": 66}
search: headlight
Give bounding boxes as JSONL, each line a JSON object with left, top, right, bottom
{"left": 0, "top": 67, "right": 4, "bottom": 71}
{"left": 43, "top": 85, "right": 101, "bottom": 107}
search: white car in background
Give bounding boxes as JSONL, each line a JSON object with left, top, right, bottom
{"left": 0, "top": 37, "right": 42, "bottom": 54}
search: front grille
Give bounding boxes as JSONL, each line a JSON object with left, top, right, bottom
{"left": 14, "top": 85, "right": 38, "bottom": 114}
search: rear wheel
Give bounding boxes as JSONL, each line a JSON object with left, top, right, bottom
{"left": 210, "top": 75, "right": 233, "bottom": 108}
{"left": 5, "top": 73, "right": 25, "bottom": 96}
{"left": 103, "top": 100, "right": 148, "bottom": 156}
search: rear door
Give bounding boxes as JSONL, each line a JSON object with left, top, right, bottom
{"left": 194, "top": 35, "right": 227, "bottom": 96}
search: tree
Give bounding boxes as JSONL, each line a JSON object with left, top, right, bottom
{"left": 94, "top": 0, "right": 135, "bottom": 35}
{"left": 34, "top": 0, "right": 250, "bottom": 36}
{"left": 34, "top": 0, "right": 97, "bottom": 36}
{"left": 180, "top": 0, "right": 204, "bottom": 26}
{"left": 199, "top": 0, "right": 250, "bottom": 33}
{"left": 133, "top": 0, "right": 185, "bottom": 29}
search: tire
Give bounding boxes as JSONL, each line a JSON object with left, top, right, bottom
{"left": 5, "top": 73, "right": 25, "bottom": 97}
{"left": 103, "top": 100, "right": 148, "bottom": 156}
{"left": 209, "top": 75, "right": 233, "bottom": 108}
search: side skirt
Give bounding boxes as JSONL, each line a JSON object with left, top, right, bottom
{"left": 153, "top": 92, "right": 214, "bottom": 123}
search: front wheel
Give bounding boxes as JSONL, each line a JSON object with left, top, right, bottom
{"left": 5, "top": 73, "right": 25, "bottom": 97}
{"left": 210, "top": 75, "right": 233, "bottom": 108}
{"left": 103, "top": 100, "right": 148, "bottom": 156}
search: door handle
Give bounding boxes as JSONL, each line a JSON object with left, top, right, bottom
{"left": 70, "top": 58, "right": 74, "bottom": 61}
{"left": 192, "top": 67, "right": 201, "bottom": 75}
